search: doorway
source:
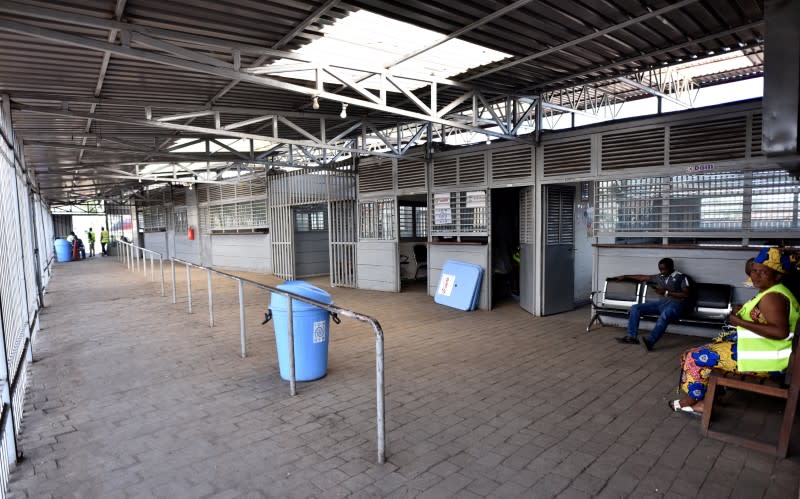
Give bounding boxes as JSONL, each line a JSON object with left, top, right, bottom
{"left": 293, "top": 204, "right": 330, "bottom": 278}
{"left": 398, "top": 195, "right": 428, "bottom": 292}
{"left": 490, "top": 187, "right": 521, "bottom": 307}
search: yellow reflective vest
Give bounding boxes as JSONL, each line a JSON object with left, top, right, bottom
{"left": 100, "top": 229, "right": 110, "bottom": 243}
{"left": 736, "top": 283, "right": 799, "bottom": 372}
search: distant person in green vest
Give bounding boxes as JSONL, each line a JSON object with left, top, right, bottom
{"left": 87, "top": 228, "right": 96, "bottom": 257}
{"left": 100, "top": 227, "right": 110, "bottom": 256}
{"left": 669, "top": 247, "right": 799, "bottom": 416}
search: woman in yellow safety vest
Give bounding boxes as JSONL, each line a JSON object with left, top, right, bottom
{"left": 669, "top": 247, "right": 800, "bottom": 416}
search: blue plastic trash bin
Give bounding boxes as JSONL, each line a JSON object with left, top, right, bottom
{"left": 54, "top": 238, "right": 72, "bottom": 262}
{"left": 269, "top": 281, "right": 333, "bottom": 381}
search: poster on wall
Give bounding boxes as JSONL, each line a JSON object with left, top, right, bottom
{"left": 465, "top": 190, "right": 486, "bottom": 208}
{"left": 434, "top": 192, "right": 452, "bottom": 225}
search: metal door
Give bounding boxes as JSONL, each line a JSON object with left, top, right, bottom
{"left": 542, "top": 185, "right": 575, "bottom": 315}
{"left": 270, "top": 204, "right": 295, "bottom": 280}
{"left": 328, "top": 173, "right": 357, "bottom": 287}
{"left": 329, "top": 200, "right": 357, "bottom": 287}
{"left": 519, "top": 187, "right": 535, "bottom": 313}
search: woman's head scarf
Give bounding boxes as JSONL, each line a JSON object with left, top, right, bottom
{"left": 753, "top": 247, "right": 792, "bottom": 274}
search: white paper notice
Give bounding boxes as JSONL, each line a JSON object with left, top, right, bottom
{"left": 433, "top": 192, "right": 452, "bottom": 224}
{"left": 438, "top": 273, "right": 456, "bottom": 296}
{"left": 465, "top": 191, "right": 486, "bottom": 208}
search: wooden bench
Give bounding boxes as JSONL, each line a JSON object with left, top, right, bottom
{"left": 701, "top": 328, "right": 800, "bottom": 457}
{"left": 587, "top": 278, "right": 733, "bottom": 333}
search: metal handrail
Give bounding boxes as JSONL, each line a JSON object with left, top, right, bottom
{"left": 113, "top": 244, "right": 386, "bottom": 463}
{"left": 171, "top": 257, "right": 386, "bottom": 464}
{"left": 116, "top": 240, "right": 165, "bottom": 297}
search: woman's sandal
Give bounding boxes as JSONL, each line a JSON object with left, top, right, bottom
{"left": 668, "top": 399, "right": 702, "bottom": 417}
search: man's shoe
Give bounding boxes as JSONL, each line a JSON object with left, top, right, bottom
{"left": 615, "top": 336, "right": 638, "bottom": 345}
{"left": 641, "top": 337, "right": 654, "bottom": 352}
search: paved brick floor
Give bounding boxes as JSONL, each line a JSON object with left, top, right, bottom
{"left": 7, "top": 256, "right": 800, "bottom": 498}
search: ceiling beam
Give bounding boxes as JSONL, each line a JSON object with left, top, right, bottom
{"left": 465, "top": 0, "right": 700, "bottom": 82}
{"left": 0, "top": 17, "right": 526, "bottom": 141}
{"left": 13, "top": 104, "right": 401, "bottom": 158}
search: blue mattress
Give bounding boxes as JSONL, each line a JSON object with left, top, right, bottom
{"left": 434, "top": 260, "right": 484, "bottom": 311}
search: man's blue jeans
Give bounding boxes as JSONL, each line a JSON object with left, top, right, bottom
{"left": 626, "top": 299, "right": 683, "bottom": 344}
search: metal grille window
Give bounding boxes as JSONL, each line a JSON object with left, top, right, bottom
{"left": 595, "top": 169, "right": 800, "bottom": 238}
{"left": 138, "top": 206, "right": 167, "bottom": 231}
{"left": 399, "top": 205, "right": 427, "bottom": 238}
{"left": 295, "top": 208, "right": 327, "bottom": 232}
{"left": 198, "top": 175, "right": 269, "bottom": 233}
{"left": 200, "top": 199, "right": 268, "bottom": 232}
{"left": 430, "top": 190, "right": 488, "bottom": 236}
{"left": 174, "top": 207, "right": 188, "bottom": 233}
{"left": 359, "top": 198, "right": 395, "bottom": 240}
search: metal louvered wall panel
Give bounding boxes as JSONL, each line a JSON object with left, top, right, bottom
{"left": 0, "top": 148, "right": 27, "bottom": 392}
{"left": 542, "top": 138, "right": 591, "bottom": 177}
{"left": 490, "top": 145, "right": 534, "bottom": 182}
{"left": 458, "top": 153, "right": 486, "bottom": 185}
{"left": 545, "top": 187, "right": 575, "bottom": 246}
{"left": 358, "top": 157, "right": 394, "bottom": 193}
{"left": 17, "top": 175, "right": 37, "bottom": 321}
{"left": 519, "top": 188, "right": 534, "bottom": 244}
{"left": 601, "top": 127, "right": 665, "bottom": 171}
{"left": 397, "top": 157, "right": 426, "bottom": 190}
{"left": 669, "top": 116, "right": 747, "bottom": 165}
{"left": 751, "top": 113, "right": 763, "bottom": 157}
{"left": 433, "top": 156, "right": 457, "bottom": 187}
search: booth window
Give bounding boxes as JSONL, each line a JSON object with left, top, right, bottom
{"left": 430, "top": 190, "right": 488, "bottom": 237}
{"left": 399, "top": 204, "right": 427, "bottom": 239}
{"left": 173, "top": 207, "right": 188, "bottom": 233}
{"left": 360, "top": 198, "right": 395, "bottom": 240}
{"left": 137, "top": 205, "right": 167, "bottom": 232}
{"left": 595, "top": 169, "right": 800, "bottom": 243}
{"left": 295, "top": 208, "right": 327, "bottom": 232}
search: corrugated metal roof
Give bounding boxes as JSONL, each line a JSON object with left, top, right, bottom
{"left": 0, "top": 0, "right": 766, "bottom": 204}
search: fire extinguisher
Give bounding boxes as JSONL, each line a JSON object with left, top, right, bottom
{"left": 187, "top": 226, "right": 195, "bottom": 240}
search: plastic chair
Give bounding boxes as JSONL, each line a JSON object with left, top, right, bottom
{"left": 413, "top": 244, "right": 427, "bottom": 280}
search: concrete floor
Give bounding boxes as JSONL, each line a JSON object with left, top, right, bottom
{"left": 7, "top": 255, "right": 800, "bottom": 498}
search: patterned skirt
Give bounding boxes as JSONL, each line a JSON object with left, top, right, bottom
{"left": 679, "top": 331, "right": 780, "bottom": 401}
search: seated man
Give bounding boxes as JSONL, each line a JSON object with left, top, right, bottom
{"left": 614, "top": 257, "right": 691, "bottom": 351}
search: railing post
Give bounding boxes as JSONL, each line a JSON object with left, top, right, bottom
{"left": 127, "top": 244, "right": 131, "bottom": 270}
{"left": 150, "top": 253, "right": 154, "bottom": 281}
{"left": 207, "top": 269, "right": 214, "bottom": 327}
{"left": 159, "top": 256, "right": 165, "bottom": 297}
{"left": 141, "top": 249, "right": 147, "bottom": 278}
{"left": 238, "top": 280, "right": 247, "bottom": 358}
{"left": 185, "top": 264, "right": 192, "bottom": 314}
{"left": 375, "top": 327, "right": 386, "bottom": 464}
{"left": 171, "top": 258, "right": 176, "bottom": 304}
{"left": 287, "top": 297, "right": 296, "bottom": 397}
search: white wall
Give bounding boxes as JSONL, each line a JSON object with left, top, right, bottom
{"left": 573, "top": 184, "right": 593, "bottom": 304}
{"left": 211, "top": 234, "right": 271, "bottom": 273}
{"left": 357, "top": 241, "right": 398, "bottom": 291}
{"left": 143, "top": 232, "right": 168, "bottom": 256}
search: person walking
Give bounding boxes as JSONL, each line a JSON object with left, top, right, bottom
{"left": 87, "top": 228, "right": 96, "bottom": 257}
{"left": 100, "top": 227, "right": 110, "bottom": 256}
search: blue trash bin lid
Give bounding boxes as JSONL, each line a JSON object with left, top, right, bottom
{"left": 270, "top": 281, "right": 333, "bottom": 312}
